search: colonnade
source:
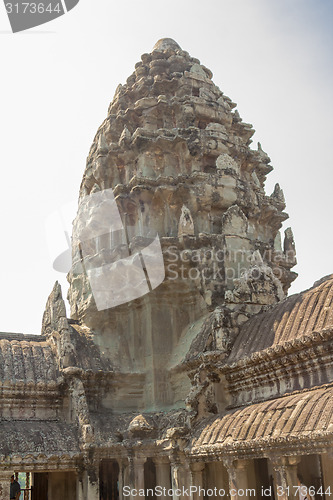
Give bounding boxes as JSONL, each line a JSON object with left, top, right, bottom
{"left": 0, "top": 452, "right": 331, "bottom": 500}
{"left": 81, "top": 451, "right": 333, "bottom": 500}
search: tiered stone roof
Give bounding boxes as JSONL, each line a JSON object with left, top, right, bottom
{"left": 0, "top": 421, "right": 80, "bottom": 467}
{"left": 0, "top": 334, "right": 58, "bottom": 384}
{"left": 191, "top": 385, "right": 333, "bottom": 457}
{"left": 229, "top": 275, "right": 333, "bottom": 361}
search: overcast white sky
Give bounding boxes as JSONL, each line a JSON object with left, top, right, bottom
{"left": 0, "top": 0, "right": 332, "bottom": 334}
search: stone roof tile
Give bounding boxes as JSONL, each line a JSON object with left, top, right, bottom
{"left": 229, "top": 275, "right": 333, "bottom": 362}
{"left": 0, "top": 420, "right": 80, "bottom": 458}
{"left": 0, "top": 337, "right": 59, "bottom": 384}
{"left": 191, "top": 385, "right": 333, "bottom": 454}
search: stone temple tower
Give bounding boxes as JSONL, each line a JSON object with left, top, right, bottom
{"left": 67, "top": 38, "right": 297, "bottom": 413}
{"left": 3, "top": 40, "right": 333, "bottom": 500}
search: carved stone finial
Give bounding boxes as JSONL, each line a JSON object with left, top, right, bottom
{"left": 271, "top": 183, "right": 286, "bottom": 209}
{"left": 178, "top": 205, "right": 194, "bottom": 237}
{"left": 153, "top": 38, "right": 181, "bottom": 52}
{"left": 42, "top": 281, "right": 68, "bottom": 335}
{"left": 119, "top": 126, "right": 131, "bottom": 147}
{"left": 257, "top": 142, "right": 270, "bottom": 163}
{"left": 284, "top": 227, "right": 297, "bottom": 265}
{"left": 42, "top": 281, "right": 76, "bottom": 369}
{"left": 97, "top": 134, "right": 108, "bottom": 155}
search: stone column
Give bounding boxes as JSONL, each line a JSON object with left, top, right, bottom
{"left": 133, "top": 456, "right": 146, "bottom": 492}
{"left": 170, "top": 457, "right": 191, "bottom": 500}
{"left": 181, "top": 460, "right": 191, "bottom": 500}
{"left": 76, "top": 471, "right": 85, "bottom": 500}
{"left": 123, "top": 457, "right": 131, "bottom": 491}
{"left": 154, "top": 456, "right": 172, "bottom": 499}
{"left": 0, "top": 471, "right": 12, "bottom": 500}
{"left": 321, "top": 452, "right": 333, "bottom": 495}
{"left": 118, "top": 459, "right": 125, "bottom": 500}
{"left": 223, "top": 459, "right": 251, "bottom": 500}
{"left": 171, "top": 459, "right": 181, "bottom": 500}
{"left": 87, "top": 472, "right": 99, "bottom": 500}
{"left": 190, "top": 462, "right": 205, "bottom": 500}
{"left": 26, "top": 472, "right": 30, "bottom": 498}
{"left": 270, "top": 456, "right": 300, "bottom": 500}
{"left": 285, "top": 457, "right": 301, "bottom": 499}
{"left": 126, "top": 454, "right": 135, "bottom": 500}
{"left": 78, "top": 467, "right": 99, "bottom": 500}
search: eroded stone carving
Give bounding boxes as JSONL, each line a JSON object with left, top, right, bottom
{"left": 65, "top": 37, "right": 297, "bottom": 413}
{"left": 1, "top": 39, "right": 331, "bottom": 500}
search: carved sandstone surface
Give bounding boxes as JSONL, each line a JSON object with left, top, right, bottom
{"left": 1, "top": 41, "right": 333, "bottom": 495}
{"left": 67, "top": 38, "right": 297, "bottom": 410}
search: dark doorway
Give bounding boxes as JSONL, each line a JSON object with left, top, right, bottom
{"left": 32, "top": 472, "right": 48, "bottom": 500}
{"left": 254, "top": 459, "right": 274, "bottom": 500}
{"left": 299, "top": 455, "right": 325, "bottom": 500}
{"left": 100, "top": 460, "right": 120, "bottom": 500}
{"left": 144, "top": 458, "right": 156, "bottom": 500}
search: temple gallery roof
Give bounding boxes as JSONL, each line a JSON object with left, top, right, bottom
{"left": 0, "top": 334, "right": 59, "bottom": 384}
{"left": 228, "top": 274, "right": 333, "bottom": 362}
{"left": 0, "top": 420, "right": 80, "bottom": 458}
{"left": 0, "top": 323, "right": 113, "bottom": 385}
{"left": 191, "top": 385, "right": 333, "bottom": 455}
